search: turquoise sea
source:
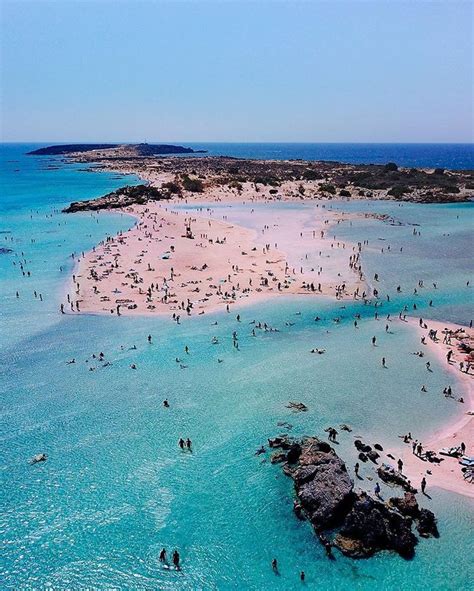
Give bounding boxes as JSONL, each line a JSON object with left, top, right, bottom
{"left": 1, "top": 144, "right": 473, "bottom": 590}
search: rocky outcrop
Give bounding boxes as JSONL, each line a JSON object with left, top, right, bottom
{"left": 389, "top": 492, "right": 439, "bottom": 539}
{"left": 284, "top": 437, "right": 353, "bottom": 530}
{"left": 389, "top": 491, "right": 419, "bottom": 517}
{"left": 377, "top": 464, "right": 417, "bottom": 493}
{"left": 268, "top": 435, "right": 439, "bottom": 560}
{"left": 335, "top": 493, "right": 417, "bottom": 559}
{"left": 62, "top": 184, "right": 169, "bottom": 213}
{"left": 417, "top": 508, "right": 439, "bottom": 538}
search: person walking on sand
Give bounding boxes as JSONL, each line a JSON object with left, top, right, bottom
{"left": 372, "top": 336, "right": 376, "bottom": 346}
{"left": 421, "top": 477, "right": 426, "bottom": 494}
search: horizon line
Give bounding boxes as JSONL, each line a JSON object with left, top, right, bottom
{"left": 2, "top": 141, "right": 473, "bottom": 146}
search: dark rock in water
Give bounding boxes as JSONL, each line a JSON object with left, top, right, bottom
{"left": 417, "top": 508, "right": 439, "bottom": 538}
{"left": 335, "top": 493, "right": 417, "bottom": 559}
{"left": 291, "top": 438, "right": 354, "bottom": 530}
{"left": 268, "top": 435, "right": 293, "bottom": 449}
{"left": 377, "top": 464, "right": 417, "bottom": 493}
{"left": 389, "top": 493, "right": 439, "bottom": 538}
{"left": 354, "top": 439, "right": 372, "bottom": 453}
{"left": 0, "top": 247, "right": 13, "bottom": 254}
{"left": 270, "top": 452, "right": 287, "bottom": 464}
{"left": 367, "top": 450, "right": 380, "bottom": 463}
{"left": 286, "top": 401, "right": 308, "bottom": 413}
{"left": 293, "top": 500, "right": 305, "bottom": 520}
{"left": 374, "top": 443, "right": 384, "bottom": 451}
{"left": 286, "top": 442, "right": 302, "bottom": 464}
{"left": 268, "top": 435, "right": 439, "bottom": 560}
{"left": 358, "top": 452, "right": 368, "bottom": 462}
{"left": 389, "top": 492, "right": 419, "bottom": 518}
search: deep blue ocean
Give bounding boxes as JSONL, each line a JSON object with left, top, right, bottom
{"left": 184, "top": 143, "right": 474, "bottom": 170}
{"left": 3, "top": 142, "right": 473, "bottom": 173}
{"left": 1, "top": 143, "right": 473, "bottom": 590}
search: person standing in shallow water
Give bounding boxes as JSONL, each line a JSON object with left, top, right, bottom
{"left": 172, "top": 549, "right": 180, "bottom": 570}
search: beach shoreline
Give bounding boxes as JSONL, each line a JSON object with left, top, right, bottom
{"left": 394, "top": 318, "right": 473, "bottom": 499}
{"left": 62, "top": 159, "right": 473, "bottom": 499}
{"left": 64, "top": 193, "right": 367, "bottom": 318}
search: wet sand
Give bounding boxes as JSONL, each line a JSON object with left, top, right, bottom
{"left": 398, "top": 319, "right": 473, "bottom": 498}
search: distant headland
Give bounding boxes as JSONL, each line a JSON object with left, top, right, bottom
{"left": 27, "top": 143, "right": 205, "bottom": 157}
{"left": 58, "top": 145, "right": 472, "bottom": 204}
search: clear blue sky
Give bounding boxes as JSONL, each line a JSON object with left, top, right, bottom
{"left": 1, "top": 0, "right": 472, "bottom": 143}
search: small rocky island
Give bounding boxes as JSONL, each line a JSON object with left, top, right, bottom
{"left": 28, "top": 142, "right": 202, "bottom": 157}
{"left": 62, "top": 184, "right": 170, "bottom": 213}
{"left": 268, "top": 435, "right": 438, "bottom": 559}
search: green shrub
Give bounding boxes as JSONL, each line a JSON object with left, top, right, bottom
{"left": 387, "top": 186, "right": 409, "bottom": 198}
{"left": 182, "top": 174, "right": 204, "bottom": 193}
{"left": 228, "top": 180, "right": 243, "bottom": 191}
{"left": 162, "top": 181, "right": 181, "bottom": 194}
{"left": 302, "top": 169, "right": 324, "bottom": 181}
{"left": 319, "top": 183, "right": 336, "bottom": 194}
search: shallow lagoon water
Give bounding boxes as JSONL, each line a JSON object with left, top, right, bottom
{"left": 1, "top": 146, "right": 473, "bottom": 590}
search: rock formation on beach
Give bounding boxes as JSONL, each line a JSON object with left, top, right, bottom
{"left": 268, "top": 435, "right": 439, "bottom": 559}
{"left": 62, "top": 184, "right": 169, "bottom": 213}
